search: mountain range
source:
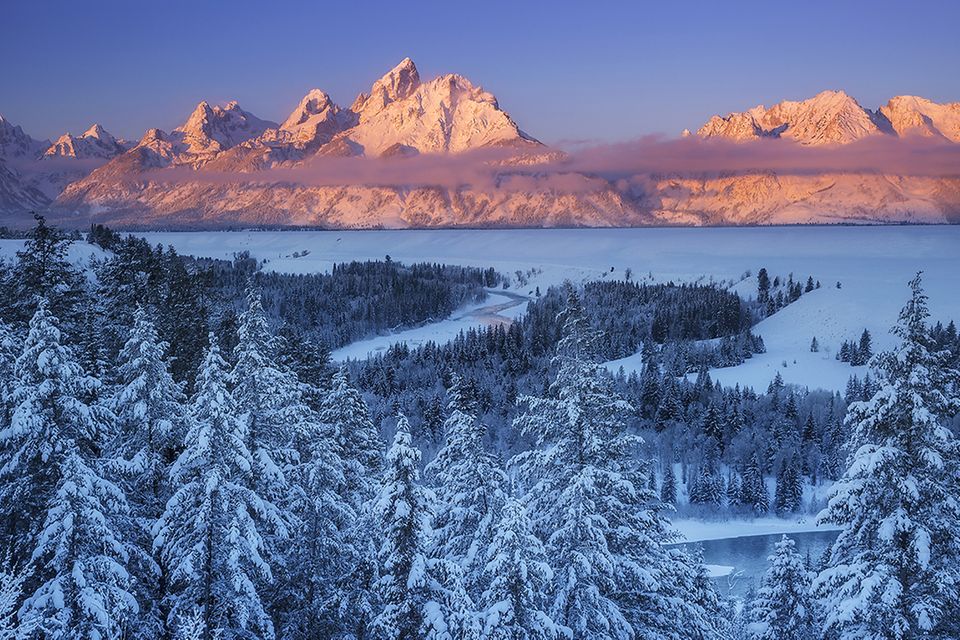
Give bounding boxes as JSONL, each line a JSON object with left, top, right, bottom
{"left": 1, "top": 59, "right": 958, "bottom": 228}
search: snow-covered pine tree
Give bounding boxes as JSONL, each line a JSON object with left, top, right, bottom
{"left": 371, "top": 414, "right": 475, "bottom": 640}
{"left": 0, "top": 560, "right": 30, "bottom": 639}
{"left": 0, "top": 319, "right": 16, "bottom": 432}
{"left": 111, "top": 305, "right": 184, "bottom": 515}
{"left": 110, "top": 305, "right": 186, "bottom": 638}
{"left": 279, "top": 391, "right": 356, "bottom": 640}
{"left": 319, "top": 365, "right": 383, "bottom": 510}
{"left": 725, "top": 472, "right": 743, "bottom": 509}
{"left": 701, "top": 402, "right": 723, "bottom": 450}
{"left": 740, "top": 455, "right": 768, "bottom": 515}
{"left": 856, "top": 328, "right": 873, "bottom": 366}
{"left": 814, "top": 273, "right": 960, "bottom": 640}
{"left": 154, "top": 335, "right": 286, "bottom": 640}
{"left": 10, "top": 215, "right": 85, "bottom": 332}
{"left": 689, "top": 466, "right": 723, "bottom": 508}
{"left": 657, "top": 546, "right": 724, "bottom": 640}
{"left": 511, "top": 288, "right": 697, "bottom": 639}
{"left": 773, "top": 452, "right": 803, "bottom": 515}
{"left": 4, "top": 302, "right": 137, "bottom": 639}
{"left": 317, "top": 366, "right": 385, "bottom": 639}
{"left": 425, "top": 375, "right": 507, "bottom": 597}
{"left": 478, "top": 497, "right": 563, "bottom": 640}
{"left": 0, "top": 300, "right": 114, "bottom": 565}
{"left": 19, "top": 449, "right": 139, "bottom": 638}
{"left": 231, "top": 286, "right": 306, "bottom": 630}
{"left": 231, "top": 286, "right": 294, "bottom": 504}
{"left": 749, "top": 536, "right": 815, "bottom": 640}
{"left": 660, "top": 465, "right": 678, "bottom": 506}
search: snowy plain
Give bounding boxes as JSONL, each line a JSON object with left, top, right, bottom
{"left": 125, "top": 225, "right": 960, "bottom": 394}
{"left": 2, "top": 226, "right": 958, "bottom": 394}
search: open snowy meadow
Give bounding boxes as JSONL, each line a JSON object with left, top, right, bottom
{"left": 136, "top": 225, "right": 960, "bottom": 393}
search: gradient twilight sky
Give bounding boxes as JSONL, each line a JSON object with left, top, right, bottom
{"left": 2, "top": 0, "right": 958, "bottom": 145}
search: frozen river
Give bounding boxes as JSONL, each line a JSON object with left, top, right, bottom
{"left": 676, "top": 529, "right": 841, "bottom": 599}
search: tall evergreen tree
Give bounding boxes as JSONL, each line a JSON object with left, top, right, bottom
{"left": 10, "top": 215, "right": 84, "bottom": 330}
{"left": 701, "top": 402, "right": 723, "bottom": 451}
{"left": 110, "top": 306, "right": 186, "bottom": 639}
{"left": 156, "top": 248, "right": 208, "bottom": 391}
{"left": 749, "top": 536, "right": 815, "bottom": 640}
{"left": 478, "top": 498, "right": 563, "bottom": 640}
{"left": 111, "top": 306, "right": 184, "bottom": 518}
{"left": 689, "top": 466, "right": 723, "bottom": 508}
{"left": 316, "top": 368, "right": 384, "bottom": 640}
{"left": 154, "top": 335, "right": 285, "bottom": 640}
{"left": 814, "top": 274, "right": 960, "bottom": 640}
{"left": 1, "top": 301, "right": 137, "bottom": 638}
{"left": 371, "top": 415, "right": 475, "bottom": 640}
{"left": 19, "top": 450, "right": 139, "bottom": 639}
{"left": 0, "top": 319, "right": 17, "bottom": 432}
{"left": 739, "top": 455, "right": 768, "bottom": 515}
{"left": 231, "top": 286, "right": 295, "bottom": 505}
{"left": 319, "top": 366, "right": 383, "bottom": 510}
{"left": 280, "top": 409, "right": 354, "bottom": 640}
{"left": 660, "top": 465, "right": 678, "bottom": 506}
{"left": 773, "top": 452, "right": 803, "bottom": 515}
{"left": 511, "top": 289, "right": 703, "bottom": 639}
{"left": 425, "top": 375, "right": 507, "bottom": 597}
{"left": 856, "top": 328, "right": 873, "bottom": 365}
{"left": 0, "top": 301, "right": 113, "bottom": 564}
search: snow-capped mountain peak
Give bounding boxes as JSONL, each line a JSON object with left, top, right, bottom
{"left": 0, "top": 113, "right": 50, "bottom": 160}
{"left": 43, "top": 123, "right": 129, "bottom": 160}
{"left": 879, "top": 95, "right": 960, "bottom": 142}
{"left": 82, "top": 123, "right": 114, "bottom": 142}
{"left": 698, "top": 90, "right": 888, "bottom": 145}
{"left": 323, "top": 60, "right": 537, "bottom": 157}
{"left": 5, "top": 69, "right": 957, "bottom": 227}
{"left": 280, "top": 89, "right": 354, "bottom": 148}
{"left": 174, "top": 100, "right": 277, "bottom": 156}
{"left": 352, "top": 57, "right": 422, "bottom": 120}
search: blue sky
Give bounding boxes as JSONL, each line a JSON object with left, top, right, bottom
{"left": 2, "top": 0, "right": 958, "bottom": 144}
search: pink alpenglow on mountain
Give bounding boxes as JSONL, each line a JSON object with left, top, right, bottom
{"left": 1, "top": 62, "right": 959, "bottom": 228}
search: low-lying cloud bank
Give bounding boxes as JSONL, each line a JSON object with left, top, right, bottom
{"left": 144, "top": 136, "right": 960, "bottom": 193}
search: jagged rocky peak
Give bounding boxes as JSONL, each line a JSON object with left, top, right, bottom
{"left": 175, "top": 100, "right": 277, "bottom": 155}
{"left": 82, "top": 123, "right": 117, "bottom": 142}
{"left": 43, "top": 123, "right": 128, "bottom": 159}
{"left": 139, "top": 127, "right": 167, "bottom": 145}
{"left": 326, "top": 60, "right": 538, "bottom": 157}
{"left": 352, "top": 57, "right": 422, "bottom": 119}
{"left": 879, "top": 95, "right": 960, "bottom": 142}
{"left": 698, "top": 90, "right": 888, "bottom": 145}
{"left": 280, "top": 88, "right": 353, "bottom": 147}
{"left": 0, "top": 113, "right": 50, "bottom": 159}
{"left": 283, "top": 89, "right": 335, "bottom": 126}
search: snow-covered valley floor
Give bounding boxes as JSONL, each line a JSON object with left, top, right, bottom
{"left": 132, "top": 225, "right": 960, "bottom": 393}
